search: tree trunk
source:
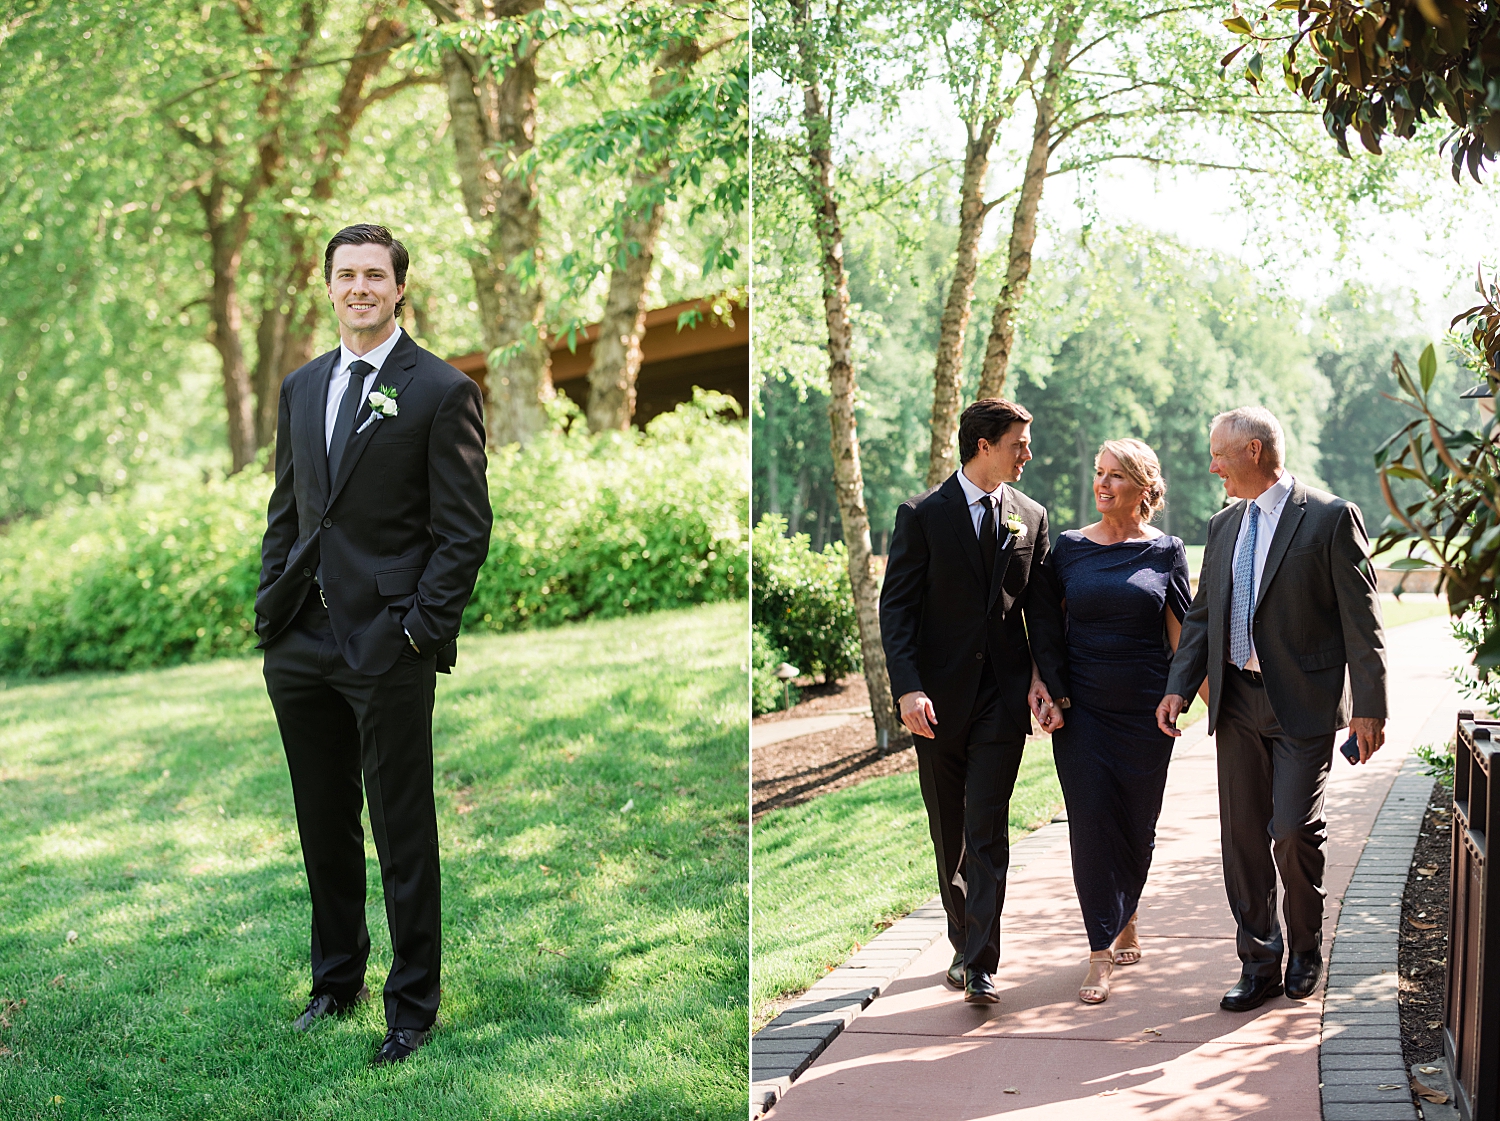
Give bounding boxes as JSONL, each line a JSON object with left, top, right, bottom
{"left": 434, "top": 1, "right": 553, "bottom": 449}
{"left": 250, "top": 13, "right": 416, "bottom": 450}
{"left": 925, "top": 117, "right": 1000, "bottom": 487}
{"left": 201, "top": 178, "right": 258, "bottom": 473}
{"left": 585, "top": 36, "right": 701, "bottom": 432}
{"left": 977, "top": 10, "right": 1077, "bottom": 399}
{"left": 797, "top": 61, "right": 908, "bottom": 754}
{"left": 585, "top": 198, "right": 666, "bottom": 431}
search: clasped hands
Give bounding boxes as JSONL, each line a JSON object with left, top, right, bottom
{"left": 897, "top": 677, "right": 1066, "bottom": 740}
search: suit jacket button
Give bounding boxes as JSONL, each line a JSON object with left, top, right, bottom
{"left": 322, "top": 517, "right": 333, "bottom": 528}
{"left": 302, "top": 568, "right": 311, "bottom": 577}
{"left": 976, "top": 651, "right": 984, "bottom": 661}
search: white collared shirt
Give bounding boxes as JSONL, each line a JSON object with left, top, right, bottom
{"left": 1232, "top": 470, "right": 1295, "bottom": 672}
{"left": 957, "top": 467, "right": 1005, "bottom": 540}
{"left": 325, "top": 326, "right": 403, "bottom": 453}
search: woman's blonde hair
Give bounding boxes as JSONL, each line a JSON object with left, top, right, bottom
{"left": 1096, "top": 438, "right": 1167, "bottom": 522}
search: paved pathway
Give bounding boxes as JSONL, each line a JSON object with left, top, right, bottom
{"left": 761, "top": 614, "right": 1461, "bottom": 1120}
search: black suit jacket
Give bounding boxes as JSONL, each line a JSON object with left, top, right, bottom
{"left": 879, "top": 473, "right": 1069, "bottom": 746}
{"left": 1166, "top": 478, "right": 1387, "bottom": 738}
{"left": 255, "top": 330, "right": 492, "bottom": 676}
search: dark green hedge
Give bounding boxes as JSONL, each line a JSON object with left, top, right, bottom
{"left": 750, "top": 514, "right": 860, "bottom": 683}
{"left": 0, "top": 396, "right": 747, "bottom": 676}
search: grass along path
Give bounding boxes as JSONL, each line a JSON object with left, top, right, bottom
{"left": 750, "top": 740, "right": 1062, "bottom": 1025}
{"left": 0, "top": 602, "right": 747, "bottom": 1121}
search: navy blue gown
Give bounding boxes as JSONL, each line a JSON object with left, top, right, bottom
{"left": 1049, "top": 531, "right": 1191, "bottom": 952}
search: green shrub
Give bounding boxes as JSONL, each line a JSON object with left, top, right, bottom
{"left": 0, "top": 472, "right": 267, "bottom": 676}
{"left": 751, "top": 514, "right": 860, "bottom": 682}
{"left": 464, "top": 393, "right": 747, "bottom": 632}
{"left": 752, "top": 624, "right": 798, "bottom": 715}
{"left": 0, "top": 395, "right": 747, "bottom": 676}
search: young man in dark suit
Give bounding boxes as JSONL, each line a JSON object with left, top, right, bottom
{"left": 1157, "top": 406, "right": 1387, "bottom": 1012}
{"left": 256, "top": 224, "right": 492, "bottom": 1064}
{"left": 879, "top": 398, "right": 1070, "bottom": 1004}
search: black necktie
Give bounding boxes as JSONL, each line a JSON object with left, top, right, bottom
{"left": 979, "top": 494, "right": 998, "bottom": 581}
{"left": 328, "top": 358, "right": 374, "bottom": 484}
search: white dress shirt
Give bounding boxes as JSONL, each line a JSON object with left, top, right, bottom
{"left": 1232, "top": 470, "right": 1294, "bottom": 672}
{"left": 325, "top": 326, "right": 403, "bottom": 453}
{"left": 957, "top": 467, "right": 1006, "bottom": 541}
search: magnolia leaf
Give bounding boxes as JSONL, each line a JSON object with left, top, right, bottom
{"left": 1272, "top": 0, "right": 1302, "bottom": 8}
{"left": 1247, "top": 51, "right": 1265, "bottom": 82}
{"left": 1220, "top": 44, "right": 1247, "bottom": 68}
{"left": 1410, "top": 918, "right": 1439, "bottom": 929}
{"left": 1386, "top": 556, "right": 1435, "bottom": 570}
{"left": 1420, "top": 343, "right": 1438, "bottom": 392}
{"left": 1412, "top": 1076, "right": 1450, "bottom": 1105}
{"left": 1383, "top": 465, "right": 1426, "bottom": 482}
{"left": 1223, "top": 15, "right": 1255, "bottom": 34}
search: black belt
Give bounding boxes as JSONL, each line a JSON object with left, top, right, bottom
{"left": 1227, "top": 662, "right": 1264, "bottom": 686}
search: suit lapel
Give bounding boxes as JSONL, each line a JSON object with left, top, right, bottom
{"left": 307, "top": 348, "right": 339, "bottom": 504}
{"left": 1254, "top": 479, "right": 1306, "bottom": 614}
{"left": 326, "top": 332, "right": 419, "bottom": 508}
{"left": 940, "top": 474, "right": 988, "bottom": 594}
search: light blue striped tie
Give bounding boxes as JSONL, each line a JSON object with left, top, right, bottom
{"left": 1229, "top": 503, "right": 1259, "bottom": 668}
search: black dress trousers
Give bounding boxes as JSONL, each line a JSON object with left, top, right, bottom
{"left": 262, "top": 590, "right": 441, "bottom": 1030}
{"left": 1214, "top": 667, "right": 1336, "bottom": 977}
{"left": 914, "top": 660, "right": 1027, "bottom": 975}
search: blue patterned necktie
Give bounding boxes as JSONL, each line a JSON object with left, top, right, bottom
{"left": 1229, "top": 503, "right": 1259, "bottom": 668}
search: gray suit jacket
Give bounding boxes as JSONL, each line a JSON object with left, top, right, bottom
{"left": 1165, "top": 478, "right": 1387, "bottom": 738}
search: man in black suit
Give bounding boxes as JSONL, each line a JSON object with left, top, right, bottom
{"left": 1157, "top": 406, "right": 1387, "bottom": 1012}
{"left": 256, "top": 224, "right": 491, "bottom": 1064}
{"left": 879, "top": 398, "right": 1070, "bottom": 1004}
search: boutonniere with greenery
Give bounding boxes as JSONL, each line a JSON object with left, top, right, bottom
{"left": 356, "top": 384, "right": 399, "bottom": 433}
{"left": 1005, "top": 514, "right": 1026, "bottom": 541}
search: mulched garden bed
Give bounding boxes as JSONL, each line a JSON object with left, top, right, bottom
{"left": 751, "top": 674, "right": 918, "bottom": 818}
{"left": 1399, "top": 779, "right": 1454, "bottom": 1088}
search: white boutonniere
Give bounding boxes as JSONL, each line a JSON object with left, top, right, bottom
{"left": 1005, "top": 515, "right": 1026, "bottom": 541}
{"left": 356, "top": 384, "right": 400, "bottom": 433}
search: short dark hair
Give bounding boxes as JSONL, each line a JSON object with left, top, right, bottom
{"left": 323, "top": 224, "right": 409, "bottom": 317}
{"left": 959, "top": 398, "right": 1032, "bottom": 463}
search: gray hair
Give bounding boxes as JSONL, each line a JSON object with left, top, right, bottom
{"left": 1211, "top": 406, "right": 1284, "bottom": 469}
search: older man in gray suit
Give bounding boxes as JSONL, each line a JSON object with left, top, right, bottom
{"left": 1156, "top": 406, "right": 1387, "bottom": 1012}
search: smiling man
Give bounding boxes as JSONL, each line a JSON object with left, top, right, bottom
{"left": 255, "top": 224, "right": 491, "bottom": 1065}
{"left": 878, "top": 398, "right": 1070, "bottom": 1006}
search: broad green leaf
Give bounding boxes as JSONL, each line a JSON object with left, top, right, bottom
{"left": 1223, "top": 15, "right": 1255, "bottom": 34}
{"left": 1419, "top": 343, "right": 1438, "bottom": 392}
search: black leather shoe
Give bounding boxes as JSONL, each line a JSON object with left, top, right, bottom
{"left": 292, "top": 984, "right": 370, "bottom": 1032}
{"left": 372, "top": 1026, "right": 428, "bottom": 1066}
{"left": 945, "top": 952, "right": 965, "bottom": 990}
{"left": 1220, "top": 972, "right": 1284, "bottom": 1012}
{"left": 963, "top": 969, "right": 1000, "bottom": 1005}
{"left": 1285, "top": 951, "right": 1323, "bottom": 1000}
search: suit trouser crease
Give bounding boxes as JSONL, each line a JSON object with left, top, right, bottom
{"left": 915, "top": 669, "right": 1026, "bottom": 975}
{"left": 1215, "top": 669, "right": 1334, "bottom": 976}
{"left": 264, "top": 600, "right": 442, "bottom": 1029}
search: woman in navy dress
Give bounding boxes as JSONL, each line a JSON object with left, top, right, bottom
{"left": 1033, "top": 439, "right": 1192, "bottom": 1004}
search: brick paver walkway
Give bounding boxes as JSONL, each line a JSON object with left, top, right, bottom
{"left": 762, "top": 614, "right": 1461, "bottom": 1119}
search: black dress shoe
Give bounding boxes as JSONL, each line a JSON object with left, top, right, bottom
{"left": 1285, "top": 951, "right": 1323, "bottom": 1000}
{"left": 1220, "top": 972, "right": 1284, "bottom": 1012}
{"left": 964, "top": 969, "right": 1000, "bottom": 1005}
{"left": 945, "top": 952, "right": 965, "bottom": 990}
{"left": 372, "top": 1026, "right": 428, "bottom": 1066}
{"left": 293, "top": 984, "right": 370, "bottom": 1032}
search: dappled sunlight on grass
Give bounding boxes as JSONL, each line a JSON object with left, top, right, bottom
{"left": 0, "top": 602, "right": 746, "bottom": 1121}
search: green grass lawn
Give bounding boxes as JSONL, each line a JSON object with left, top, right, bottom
{"left": 1381, "top": 594, "right": 1448, "bottom": 630}
{"left": 0, "top": 602, "right": 747, "bottom": 1121}
{"left": 750, "top": 741, "right": 1062, "bottom": 1025}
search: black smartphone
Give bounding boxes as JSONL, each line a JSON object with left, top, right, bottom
{"left": 1340, "top": 732, "right": 1361, "bottom": 765}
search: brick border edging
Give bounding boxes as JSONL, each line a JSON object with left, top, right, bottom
{"left": 748, "top": 819, "right": 1070, "bottom": 1118}
{"left": 1320, "top": 750, "right": 1432, "bottom": 1121}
